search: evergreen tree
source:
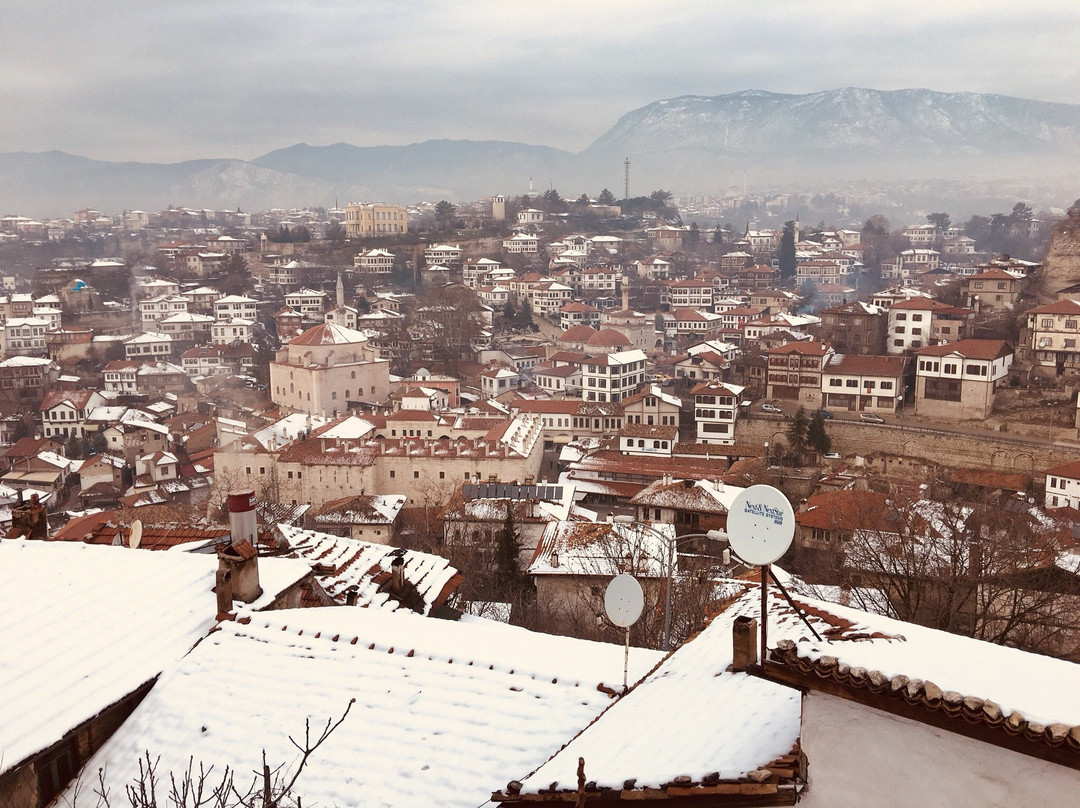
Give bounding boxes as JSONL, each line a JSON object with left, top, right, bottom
{"left": 779, "top": 220, "right": 797, "bottom": 279}
{"left": 598, "top": 188, "right": 617, "bottom": 205}
{"left": 786, "top": 406, "right": 809, "bottom": 456}
{"left": 807, "top": 411, "right": 832, "bottom": 454}
{"left": 495, "top": 505, "right": 522, "bottom": 589}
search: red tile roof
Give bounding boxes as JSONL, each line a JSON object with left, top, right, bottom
{"left": 915, "top": 339, "right": 1012, "bottom": 361}
{"left": 1029, "top": 299, "right": 1080, "bottom": 315}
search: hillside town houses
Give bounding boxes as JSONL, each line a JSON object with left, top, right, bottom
{"left": 1, "top": 192, "right": 1080, "bottom": 808}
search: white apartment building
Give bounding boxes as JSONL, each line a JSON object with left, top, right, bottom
{"left": 503, "top": 234, "right": 539, "bottom": 254}
{"left": 285, "top": 288, "right": 328, "bottom": 319}
{"left": 424, "top": 244, "right": 463, "bottom": 266}
{"left": 214, "top": 295, "right": 259, "bottom": 322}
{"left": 2, "top": 317, "right": 53, "bottom": 357}
{"left": 212, "top": 319, "right": 255, "bottom": 345}
{"left": 887, "top": 298, "right": 971, "bottom": 354}
{"left": 1045, "top": 460, "right": 1080, "bottom": 509}
{"left": 124, "top": 332, "right": 173, "bottom": 361}
{"left": 1024, "top": 299, "right": 1080, "bottom": 377}
{"left": 582, "top": 348, "right": 647, "bottom": 403}
{"left": 667, "top": 279, "right": 714, "bottom": 310}
{"left": 354, "top": 249, "right": 396, "bottom": 274}
{"left": 140, "top": 295, "right": 190, "bottom": 328}
{"left": 692, "top": 380, "right": 744, "bottom": 445}
{"left": 158, "top": 312, "right": 215, "bottom": 342}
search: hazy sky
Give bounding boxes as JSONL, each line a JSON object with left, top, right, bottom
{"left": 5, "top": 0, "right": 1080, "bottom": 163}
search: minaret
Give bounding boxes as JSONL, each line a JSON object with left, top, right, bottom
{"left": 336, "top": 271, "right": 345, "bottom": 309}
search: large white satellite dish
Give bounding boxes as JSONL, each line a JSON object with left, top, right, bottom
{"left": 128, "top": 519, "right": 143, "bottom": 550}
{"left": 604, "top": 573, "right": 644, "bottom": 628}
{"left": 727, "top": 485, "right": 795, "bottom": 566}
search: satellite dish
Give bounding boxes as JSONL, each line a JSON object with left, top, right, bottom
{"left": 726, "top": 485, "right": 794, "bottom": 566}
{"left": 604, "top": 573, "right": 644, "bottom": 628}
{"left": 128, "top": 519, "right": 143, "bottom": 550}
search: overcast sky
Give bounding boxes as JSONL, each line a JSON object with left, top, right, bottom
{"left": 5, "top": 1, "right": 1080, "bottom": 163}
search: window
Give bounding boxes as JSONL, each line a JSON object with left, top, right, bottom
{"left": 414, "top": 471, "right": 419, "bottom": 478}
{"left": 846, "top": 379, "right": 858, "bottom": 388}
{"left": 895, "top": 313, "right": 907, "bottom": 321}
{"left": 1068, "top": 320, "right": 1078, "bottom": 330}
{"left": 912, "top": 314, "right": 923, "bottom": 322}
{"left": 880, "top": 381, "right": 893, "bottom": 390}
{"left": 894, "top": 339, "right": 904, "bottom": 347}
{"left": 389, "top": 470, "right": 395, "bottom": 478}
{"left": 944, "top": 363, "right": 957, "bottom": 374}
{"left": 439, "top": 471, "right": 445, "bottom": 479}
{"left": 1042, "top": 318, "right": 1054, "bottom": 328}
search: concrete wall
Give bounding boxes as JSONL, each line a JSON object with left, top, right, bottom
{"left": 799, "top": 693, "right": 1080, "bottom": 808}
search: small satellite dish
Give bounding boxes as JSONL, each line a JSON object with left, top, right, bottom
{"left": 727, "top": 484, "right": 795, "bottom": 566}
{"left": 604, "top": 573, "right": 644, "bottom": 628}
{"left": 128, "top": 519, "right": 143, "bottom": 550}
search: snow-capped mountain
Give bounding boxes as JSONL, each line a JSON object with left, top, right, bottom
{"left": 585, "top": 88, "right": 1080, "bottom": 158}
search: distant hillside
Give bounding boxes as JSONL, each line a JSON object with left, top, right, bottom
{"left": 4, "top": 88, "right": 1080, "bottom": 216}
{"left": 582, "top": 88, "right": 1080, "bottom": 189}
{"left": 0, "top": 151, "right": 334, "bottom": 219}
{"left": 586, "top": 89, "right": 1080, "bottom": 158}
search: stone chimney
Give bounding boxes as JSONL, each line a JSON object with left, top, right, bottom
{"left": 732, "top": 615, "right": 758, "bottom": 672}
{"left": 10, "top": 492, "right": 48, "bottom": 540}
{"left": 389, "top": 555, "right": 405, "bottom": 593}
{"left": 217, "top": 540, "right": 262, "bottom": 604}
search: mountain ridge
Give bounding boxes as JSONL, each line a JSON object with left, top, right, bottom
{"left": 4, "top": 88, "right": 1080, "bottom": 216}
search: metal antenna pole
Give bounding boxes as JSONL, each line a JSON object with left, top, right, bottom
{"left": 623, "top": 626, "right": 630, "bottom": 693}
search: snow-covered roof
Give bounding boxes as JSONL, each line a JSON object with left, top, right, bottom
{"left": 276, "top": 523, "right": 461, "bottom": 614}
{"left": 0, "top": 539, "right": 310, "bottom": 777}
{"left": 511, "top": 583, "right": 800, "bottom": 797}
{"left": 529, "top": 520, "right": 674, "bottom": 578}
{"left": 249, "top": 413, "right": 330, "bottom": 449}
{"left": 61, "top": 606, "right": 662, "bottom": 808}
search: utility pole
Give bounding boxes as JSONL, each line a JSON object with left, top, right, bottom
{"left": 624, "top": 157, "right": 631, "bottom": 200}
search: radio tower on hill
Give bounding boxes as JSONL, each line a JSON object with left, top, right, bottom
{"left": 624, "top": 157, "right": 630, "bottom": 200}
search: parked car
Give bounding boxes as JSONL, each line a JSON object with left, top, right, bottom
{"left": 823, "top": 452, "right": 841, "bottom": 460}
{"left": 762, "top": 403, "right": 783, "bottom": 414}
{"left": 859, "top": 412, "right": 885, "bottom": 424}
{"left": 813, "top": 409, "right": 834, "bottom": 420}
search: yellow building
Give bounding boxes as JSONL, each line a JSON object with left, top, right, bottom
{"left": 344, "top": 203, "right": 408, "bottom": 238}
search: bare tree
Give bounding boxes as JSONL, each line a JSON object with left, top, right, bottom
{"left": 60, "top": 701, "right": 354, "bottom": 808}
{"left": 799, "top": 492, "right": 1080, "bottom": 659}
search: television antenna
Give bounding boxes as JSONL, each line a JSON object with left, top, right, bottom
{"left": 604, "top": 573, "right": 644, "bottom": 693}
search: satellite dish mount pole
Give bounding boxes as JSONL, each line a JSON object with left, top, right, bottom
{"left": 760, "top": 563, "right": 768, "bottom": 666}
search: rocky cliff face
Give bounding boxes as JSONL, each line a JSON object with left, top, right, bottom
{"left": 1036, "top": 206, "right": 1080, "bottom": 302}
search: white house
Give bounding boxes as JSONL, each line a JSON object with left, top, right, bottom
{"left": 582, "top": 348, "right": 647, "bottom": 403}
{"left": 691, "top": 380, "right": 744, "bottom": 445}
{"left": 213, "top": 295, "right": 259, "bottom": 322}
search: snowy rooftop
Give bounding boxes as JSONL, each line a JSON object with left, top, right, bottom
{"left": 510, "top": 582, "right": 800, "bottom": 797}
{"left": 0, "top": 539, "right": 310, "bottom": 777}
{"left": 276, "top": 523, "right": 462, "bottom": 613}
{"left": 61, "top": 606, "right": 662, "bottom": 808}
